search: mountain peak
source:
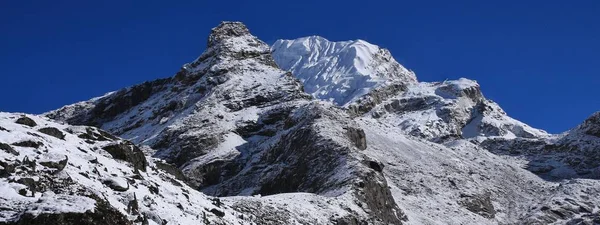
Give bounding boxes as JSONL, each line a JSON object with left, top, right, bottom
{"left": 272, "top": 36, "right": 417, "bottom": 106}
{"left": 574, "top": 111, "right": 600, "bottom": 137}
{"left": 207, "top": 21, "right": 251, "bottom": 47}
{"left": 181, "top": 21, "right": 276, "bottom": 74}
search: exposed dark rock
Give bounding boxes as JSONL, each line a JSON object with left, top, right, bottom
{"left": 347, "top": 82, "right": 409, "bottom": 117}
{"left": 208, "top": 21, "right": 251, "bottom": 47}
{"left": 459, "top": 192, "right": 496, "bottom": 219}
{"left": 127, "top": 193, "right": 140, "bottom": 215}
{"left": 159, "top": 134, "right": 221, "bottom": 167}
{"left": 12, "top": 140, "right": 43, "bottom": 149}
{"left": 0, "top": 126, "right": 9, "bottom": 132}
{"left": 15, "top": 177, "right": 37, "bottom": 196}
{"left": 22, "top": 156, "right": 36, "bottom": 171}
{"left": 375, "top": 96, "right": 434, "bottom": 118}
{"left": 15, "top": 116, "right": 37, "bottom": 127}
{"left": 334, "top": 216, "right": 368, "bottom": 225}
{"left": 256, "top": 127, "right": 345, "bottom": 195}
{"left": 38, "top": 127, "right": 65, "bottom": 140}
{"left": 355, "top": 170, "right": 407, "bottom": 224}
{"left": 234, "top": 121, "right": 264, "bottom": 138}
{"left": 39, "top": 155, "right": 68, "bottom": 174}
{"left": 0, "top": 160, "right": 17, "bottom": 177}
{"left": 577, "top": 112, "right": 600, "bottom": 138}
{"left": 186, "top": 160, "right": 233, "bottom": 189}
{"left": 0, "top": 142, "right": 18, "bottom": 156}
{"left": 6, "top": 198, "right": 131, "bottom": 225}
{"left": 210, "top": 208, "right": 225, "bottom": 217}
{"left": 102, "top": 142, "right": 148, "bottom": 172}
{"left": 91, "top": 79, "right": 170, "bottom": 123}
{"left": 155, "top": 161, "right": 188, "bottom": 183}
{"left": 365, "top": 160, "right": 384, "bottom": 172}
{"left": 77, "top": 127, "right": 117, "bottom": 142}
{"left": 345, "top": 127, "right": 367, "bottom": 150}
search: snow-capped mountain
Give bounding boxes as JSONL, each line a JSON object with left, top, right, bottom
{"left": 272, "top": 36, "right": 417, "bottom": 106}
{"left": 44, "top": 22, "right": 405, "bottom": 224}
{"left": 272, "top": 34, "right": 600, "bottom": 224}
{"left": 272, "top": 36, "right": 547, "bottom": 143}
{"left": 1, "top": 21, "right": 598, "bottom": 225}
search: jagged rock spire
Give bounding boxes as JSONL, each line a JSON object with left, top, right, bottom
{"left": 207, "top": 21, "right": 252, "bottom": 47}
{"left": 576, "top": 111, "right": 600, "bottom": 137}
{"left": 181, "top": 21, "right": 277, "bottom": 73}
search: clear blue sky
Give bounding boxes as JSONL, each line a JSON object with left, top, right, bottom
{"left": 1, "top": 0, "right": 598, "bottom": 133}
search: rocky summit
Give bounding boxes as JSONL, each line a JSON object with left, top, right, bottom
{"left": 1, "top": 21, "right": 599, "bottom": 225}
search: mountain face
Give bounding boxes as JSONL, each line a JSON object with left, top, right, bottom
{"left": 44, "top": 22, "right": 405, "bottom": 224}
{"left": 272, "top": 36, "right": 417, "bottom": 106}
{"left": 0, "top": 113, "right": 402, "bottom": 225}
{"left": 1, "top": 21, "right": 597, "bottom": 225}
{"left": 272, "top": 35, "right": 600, "bottom": 224}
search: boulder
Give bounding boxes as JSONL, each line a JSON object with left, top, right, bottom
{"left": 15, "top": 116, "right": 37, "bottom": 127}
{"left": 12, "top": 140, "right": 43, "bottom": 149}
{"left": 102, "top": 142, "right": 148, "bottom": 172}
{"left": 38, "top": 127, "right": 65, "bottom": 140}
{"left": 0, "top": 142, "right": 18, "bottom": 155}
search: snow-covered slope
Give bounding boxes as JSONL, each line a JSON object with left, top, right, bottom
{"left": 358, "top": 117, "right": 600, "bottom": 224}
{"left": 364, "top": 78, "right": 549, "bottom": 142}
{"left": 272, "top": 36, "right": 417, "bottom": 106}
{"left": 0, "top": 113, "right": 250, "bottom": 224}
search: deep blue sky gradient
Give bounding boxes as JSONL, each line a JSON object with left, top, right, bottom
{"left": 1, "top": 0, "right": 598, "bottom": 133}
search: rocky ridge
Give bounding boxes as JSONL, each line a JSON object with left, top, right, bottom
{"left": 44, "top": 22, "right": 407, "bottom": 224}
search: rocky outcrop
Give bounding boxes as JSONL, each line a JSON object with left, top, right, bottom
{"left": 0, "top": 142, "right": 17, "bottom": 156}
{"left": 15, "top": 116, "right": 36, "bottom": 127}
{"left": 39, "top": 154, "right": 68, "bottom": 174}
{"left": 574, "top": 111, "right": 600, "bottom": 138}
{"left": 346, "top": 127, "right": 367, "bottom": 150}
{"left": 347, "top": 82, "right": 409, "bottom": 117}
{"left": 38, "top": 127, "right": 65, "bottom": 140}
{"left": 459, "top": 192, "right": 496, "bottom": 219}
{"left": 12, "top": 140, "right": 43, "bottom": 149}
{"left": 101, "top": 141, "right": 148, "bottom": 172}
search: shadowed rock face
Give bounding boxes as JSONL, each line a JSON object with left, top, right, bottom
{"left": 101, "top": 141, "right": 148, "bottom": 172}
{"left": 576, "top": 112, "right": 600, "bottom": 138}
{"left": 184, "top": 103, "right": 406, "bottom": 224}
{"left": 346, "top": 126, "right": 367, "bottom": 150}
